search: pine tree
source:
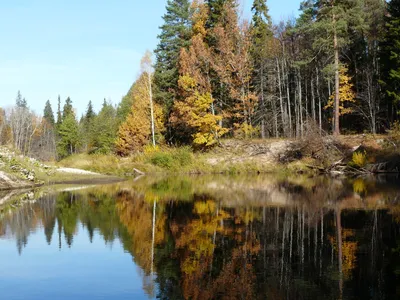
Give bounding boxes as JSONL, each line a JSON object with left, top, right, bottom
{"left": 313, "top": 0, "right": 362, "bottom": 135}
{"left": 381, "top": 0, "right": 400, "bottom": 121}
{"left": 154, "top": 0, "right": 191, "bottom": 112}
{"left": 43, "top": 100, "right": 55, "bottom": 125}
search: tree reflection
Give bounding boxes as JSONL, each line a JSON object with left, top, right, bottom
{"left": 1, "top": 175, "right": 400, "bottom": 299}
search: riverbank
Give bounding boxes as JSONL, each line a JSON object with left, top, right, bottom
{"left": 1, "top": 134, "right": 399, "bottom": 191}
{"left": 57, "top": 134, "right": 400, "bottom": 176}
{"left": 0, "top": 146, "right": 122, "bottom": 191}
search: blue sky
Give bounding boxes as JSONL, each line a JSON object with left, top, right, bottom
{"left": 0, "top": 0, "right": 300, "bottom": 116}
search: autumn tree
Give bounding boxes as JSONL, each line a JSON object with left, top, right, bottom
{"left": 211, "top": 1, "right": 258, "bottom": 136}
{"left": 171, "top": 1, "right": 227, "bottom": 147}
{"left": 141, "top": 51, "right": 156, "bottom": 147}
{"left": 325, "top": 66, "right": 356, "bottom": 117}
{"left": 116, "top": 73, "right": 164, "bottom": 156}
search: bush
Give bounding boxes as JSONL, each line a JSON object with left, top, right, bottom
{"left": 149, "top": 152, "right": 176, "bottom": 169}
{"left": 352, "top": 150, "right": 367, "bottom": 168}
{"left": 233, "top": 123, "right": 260, "bottom": 139}
{"left": 174, "top": 146, "right": 193, "bottom": 167}
{"left": 148, "top": 146, "right": 193, "bottom": 170}
{"left": 385, "top": 121, "right": 400, "bottom": 149}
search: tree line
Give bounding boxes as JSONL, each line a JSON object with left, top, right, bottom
{"left": 1, "top": 0, "right": 400, "bottom": 159}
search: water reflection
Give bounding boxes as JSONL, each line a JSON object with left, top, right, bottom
{"left": 1, "top": 175, "right": 400, "bottom": 299}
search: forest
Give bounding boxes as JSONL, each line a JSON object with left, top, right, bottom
{"left": 0, "top": 0, "right": 399, "bottom": 161}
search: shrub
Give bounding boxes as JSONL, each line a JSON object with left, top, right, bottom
{"left": 352, "top": 150, "right": 367, "bottom": 168}
{"left": 148, "top": 146, "right": 193, "bottom": 170}
{"left": 149, "top": 152, "right": 176, "bottom": 169}
{"left": 174, "top": 146, "right": 193, "bottom": 167}
{"left": 385, "top": 121, "right": 400, "bottom": 149}
{"left": 233, "top": 123, "right": 260, "bottom": 139}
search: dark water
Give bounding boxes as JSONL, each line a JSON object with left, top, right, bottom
{"left": 1, "top": 174, "right": 400, "bottom": 299}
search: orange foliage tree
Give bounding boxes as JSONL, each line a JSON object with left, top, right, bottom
{"left": 115, "top": 74, "right": 164, "bottom": 156}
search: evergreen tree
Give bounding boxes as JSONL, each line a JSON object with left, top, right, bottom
{"left": 381, "top": 0, "right": 400, "bottom": 121}
{"left": 85, "top": 100, "right": 96, "bottom": 121}
{"left": 154, "top": 0, "right": 191, "bottom": 113}
{"left": 62, "top": 97, "right": 73, "bottom": 119}
{"left": 81, "top": 100, "right": 97, "bottom": 152}
{"left": 15, "top": 91, "right": 27, "bottom": 108}
{"left": 43, "top": 100, "right": 55, "bottom": 125}
{"left": 91, "top": 100, "right": 117, "bottom": 154}
{"left": 57, "top": 113, "right": 79, "bottom": 159}
{"left": 313, "top": 0, "right": 362, "bottom": 134}
{"left": 250, "top": 0, "right": 273, "bottom": 138}
{"left": 206, "top": 0, "right": 235, "bottom": 29}
{"left": 116, "top": 82, "right": 135, "bottom": 125}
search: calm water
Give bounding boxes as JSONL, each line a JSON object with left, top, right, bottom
{"left": 1, "top": 174, "right": 400, "bottom": 299}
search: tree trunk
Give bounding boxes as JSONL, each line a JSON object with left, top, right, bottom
{"left": 148, "top": 73, "right": 156, "bottom": 147}
{"left": 261, "top": 64, "right": 266, "bottom": 139}
{"left": 277, "top": 58, "right": 285, "bottom": 136}
{"left": 333, "top": 12, "right": 340, "bottom": 136}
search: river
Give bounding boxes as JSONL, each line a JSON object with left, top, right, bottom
{"left": 0, "top": 174, "right": 399, "bottom": 299}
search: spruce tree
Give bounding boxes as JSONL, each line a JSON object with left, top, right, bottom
{"left": 85, "top": 101, "right": 96, "bottom": 121}
{"left": 92, "top": 100, "right": 117, "bottom": 154}
{"left": 62, "top": 97, "right": 73, "bottom": 119}
{"left": 57, "top": 113, "right": 79, "bottom": 159}
{"left": 381, "top": 0, "right": 400, "bottom": 121}
{"left": 154, "top": 0, "right": 191, "bottom": 112}
{"left": 57, "top": 97, "right": 79, "bottom": 158}
{"left": 15, "top": 91, "right": 27, "bottom": 108}
{"left": 116, "top": 82, "right": 135, "bottom": 125}
{"left": 43, "top": 100, "right": 55, "bottom": 125}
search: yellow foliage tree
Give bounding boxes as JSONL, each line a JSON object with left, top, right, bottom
{"left": 115, "top": 74, "right": 164, "bottom": 156}
{"left": 174, "top": 75, "right": 228, "bottom": 147}
{"left": 325, "top": 65, "right": 356, "bottom": 115}
{"left": 171, "top": 1, "right": 227, "bottom": 148}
